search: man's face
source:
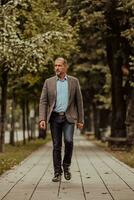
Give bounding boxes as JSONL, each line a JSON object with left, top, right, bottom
{"left": 54, "top": 59, "right": 67, "bottom": 77}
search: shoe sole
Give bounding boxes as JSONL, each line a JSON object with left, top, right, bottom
{"left": 52, "top": 176, "right": 62, "bottom": 182}
{"left": 64, "top": 174, "right": 71, "bottom": 180}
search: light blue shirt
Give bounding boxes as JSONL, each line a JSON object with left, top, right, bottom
{"left": 54, "top": 76, "right": 68, "bottom": 112}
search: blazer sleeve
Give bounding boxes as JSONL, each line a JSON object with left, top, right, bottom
{"left": 39, "top": 80, "right": 48, "bottom": 122}
{"left": 75, "top": 79, "right": 84, "bottom": 123}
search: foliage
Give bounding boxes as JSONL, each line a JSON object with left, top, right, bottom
{"left": 67, "top": 0, "right": 134, "bottom": 109}
{"left": 0, "top": 0, "right": 78, "bottom": 114}
{"left": 67, "top": 0, "right": 111, "bottom": 108}
{"left": 0, "top": 0, "right": 78, "bottom": 77}
{"left": 0, "top": 0, "right": 78, "bottom": 152}
{"left": 120, "top": 0, "right": 134, "bottom": 86}
{"left": 1, "top": 1, "right": 75, "bottom": 72}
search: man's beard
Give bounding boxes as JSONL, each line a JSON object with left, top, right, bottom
{"left": 55, "top": 71, "right": 61, "bottom": 76}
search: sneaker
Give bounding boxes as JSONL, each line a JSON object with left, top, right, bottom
{"left": 52, "top": 173, "right": 62, "bottom": 182}
{"left": 64, "top": 170, "right": 71, "bottom": 180}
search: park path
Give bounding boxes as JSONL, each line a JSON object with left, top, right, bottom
{"left": 0, "top": 134, "right": 134, "bottom": 200}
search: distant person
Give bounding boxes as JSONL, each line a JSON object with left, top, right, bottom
{"left": 39, "top": 57, "right": 84, "bottom": 182}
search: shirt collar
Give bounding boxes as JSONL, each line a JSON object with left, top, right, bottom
{"left": 56, "top": 74, "right": 68, "bottom": 81}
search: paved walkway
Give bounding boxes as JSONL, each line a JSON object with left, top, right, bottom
{"left": 0, "top": 134, "right": 134, "bottom": 200}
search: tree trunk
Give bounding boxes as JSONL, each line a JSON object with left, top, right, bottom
{"left": 99, "top": 109, "right": 110, "bottom": 130}
{"left": 105, "top": 0, "right": 127, "bottom": 137}
{"left": 26, "top": 99, "right": 31, "bottom": 141}
{"left": 89, "top": 106, "right": 94, "bottom": 133}
{"left": 0, "top": 70, "right": 8, "bottom": 152}
{"left": 10, "top": 92, "right": 16, "bottom": 146}
{"left": 93, "top": 103, "right": 101, "bottom": 139}
{"left": 30, "top": 101, "right": 36, "bottom": 139}
{"left": 106, "top": 38, "right": 126, "bottom": 137}
{"left": 22, "top": 100, "right": 26, "bottom": 145}
{"left": 84, "top": 109, "right": 91, "bottom": 132}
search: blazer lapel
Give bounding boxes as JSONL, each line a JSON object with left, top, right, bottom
{"left": 68, "top": 76, "right": 72, "bottom": 105}
{"left": 53, "top": 76, "right": 57, "bottom": 98}
{"left": 49, "top": 76, "right": 57, "bottom": 98}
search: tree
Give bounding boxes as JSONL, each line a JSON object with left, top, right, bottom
{"left": 105, "top": 0, "right": 131, "bottom": 137}
{"left": 0, "top": 0, "right": 78, "bottom": 151}
{"left": 66, "top": 0, "right": 111, "bottom": 137}
{"left": 67, "top": 0, "right": 133, "bottom": 139}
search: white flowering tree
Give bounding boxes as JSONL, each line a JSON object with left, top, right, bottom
{"left": 0, "top": 0, "right": 77, "bottom": 151}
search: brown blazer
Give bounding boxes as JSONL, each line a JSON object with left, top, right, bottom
{"left": 39, "top": 75, "right": 84, "bottom": 124}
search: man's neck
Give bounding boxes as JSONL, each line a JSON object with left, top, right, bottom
{"left": 58, "top": 74, "right": 66, "bottom": 80}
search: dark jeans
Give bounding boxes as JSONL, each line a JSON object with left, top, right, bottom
{"left": 50, "top": 113, "right": 75, "bottom": 174}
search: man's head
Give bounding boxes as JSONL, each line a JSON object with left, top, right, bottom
{"left": 54, "top": 57, "right": 68, "bottom": 78}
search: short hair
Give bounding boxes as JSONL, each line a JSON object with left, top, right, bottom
{"left": 55, "top": 57, "right": 67, "bottom": 65}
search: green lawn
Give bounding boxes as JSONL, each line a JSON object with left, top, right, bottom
{"left": 0, "top": 136, "right": 51, "bottom": 175}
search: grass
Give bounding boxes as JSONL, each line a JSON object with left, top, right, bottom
{"left": 92, "top": 138, "right": 134, "bottom": 168}
{"left": 0, "top": 135, "right": 51, "bottom": 175}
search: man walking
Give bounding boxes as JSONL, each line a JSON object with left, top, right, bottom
{"left": 39, "top": 57, "right": 84, "bottom": 182}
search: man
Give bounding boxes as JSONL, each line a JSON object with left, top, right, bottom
{"left": 39, "top": 57, "right": 84, "bottom": 182}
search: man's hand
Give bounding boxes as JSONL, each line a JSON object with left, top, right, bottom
{"left": 39, "top": 120, "right": 46, "bottom": 130}
{"left": 77, "top": 122, "right": 84, "bottom": 130}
